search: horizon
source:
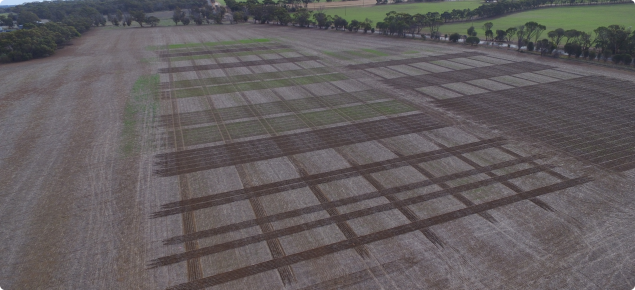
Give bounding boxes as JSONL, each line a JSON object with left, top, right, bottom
{"left": 0, "top": 0, "right": 43, "bottom": 6}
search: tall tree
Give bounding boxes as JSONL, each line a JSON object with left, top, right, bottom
{"left": 17, "top": 11, "right": 40, "bottom": 25}
{"left": 173, "top": 7, "right": 184, "bottom": 25}
{"left": 516, "top": 25, "right": 526, "bottom": 51}
{"left": 547, "top": 28, "right": 565, "bottom": 47}
{"left": 130, "top": 10, "right": 146, "bottom": 27}
{"left": 505, "top": 27, "right": 517, "bottom": 42}
{"left": 483, "top": 22, "right": 493, "bottom": 32}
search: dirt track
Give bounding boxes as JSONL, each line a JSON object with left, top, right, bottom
{"left": 1, "top": 24, "right": 635, "bottom": 290}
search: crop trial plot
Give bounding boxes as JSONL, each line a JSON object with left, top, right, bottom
{"left": 133, "top": 25, "right": 635, "bottom": 290}
{"left": 5, "top": 24, "right": 635, "bottom": 290}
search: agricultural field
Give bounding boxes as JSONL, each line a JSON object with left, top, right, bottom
{"left": 1, "top": 23, "right": 635, "bottom": 290}
{"left": 439, "top": 3, "right": 635, "bottom": 34}
{"left": 321, "top": 0, "right": 481, "bottom": 21}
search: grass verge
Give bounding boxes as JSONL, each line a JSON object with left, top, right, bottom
{"left": 121, "top": 74, "right": 159, "bottom": 156}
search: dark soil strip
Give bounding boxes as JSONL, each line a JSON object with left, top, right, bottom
{"left": 336, "top": 144, "right": 452, "bottom": 248}
{"left": 154, "top": 114, "right": 445, "bottom": 176}
{"left": 345, "top": 52, "right": 485, "bottom": 70}
{"left": 434, "top": 76, "right": 635, "bottom": 171}
{"left": 166, "top": 51, "right": 204, "bottom": 281}
{"left": 161, "top": 177, "right": 591, "bottom": 290}
{"left": 289, "top": 155, "right": 371, "bottom": 258}
{"left": 159, "top": 56, "right": 320, "bottom": 73}
{"left": 400, "top": 136, "right": 497, "bottom": 223}
{"left": 151, "top": 160, "right": 549, "bottom": 265}
{"left": 385, "top": 61, "right": 554, "bottom": 89}
{"left": 160, "top": 156, "right": 541, "bottom": 247}
{"left": 160, "top": 44, "right": 291, "bottom": 58}
{"left": 153, "top": 138, "right": 509, "bottom": 218}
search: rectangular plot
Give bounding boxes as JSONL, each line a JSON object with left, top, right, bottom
{"left": 416, "top": 86, "right": 463, "bottom": 100}
{"left": 449, "top": 58, "right": 494, "bottom": 68}
{"left": 250, "top": 65, "right": 278, "bottom": 74}
{"left": 194, "top": 59, "right": 215, "bottom": 66}
{"left": 293, "top": 75, "right": 325, "bottom": 85}
{"left": 177, "top": 97, "right": 210, "bottom": 113}
{"left": 253, "top": 102, "right": 291, "bottom": 116}
{"left": 330, "top": 80, "right": 370, "bottom": 93}
{"left": 199, "top": 69, "right": 226, "bottom": 79}
{"left": 338, "top": 105, "right": 384, "bottom": 120}
{"left": 225, "top": 67, "right": 252, "bottom": 76}
{"left": 210, "top": 93, "right": 248, "bottom": 108}
{"left": 319, "top": 94, "right": 359, "bottom": 107}
{"left": 273, "top": 63, "right": 302, "bottom": 71}
{"left": 266, "top": 115, "right": 309, "bottom": 132}
{"left": 320, "top": 73, "right": 349, "bottom": 82}
{"left": 236, "top": 82, "right": 268, "bottom": 92}
{"left": 175, "top": 87, "right": 206, "bottom": 98}
{"left": 216, "top": 56, "right": 240, "bottom": 64}
{"left": 513, "top": 72, "right": 559, "bottom": 83}
{"left": 296, "top": 60, "right": 324, "bottom": 69}
{"left": 225, "top": 120, "right": 269, "bottom": 139}
{"left": 264, "top": 79, "right": 296, "bottom": 89}
{"left": 466, "top": 79, "right": 514, "bottom": 91}
{"left": 286, "top": 98, "right": 325, "bottom": 111}
{"left": 274, "top": 86, "right": 313, "bottom": 100}
{"left": 387, "top": 65, "right": 429, "bottom": 76}
{"left": 431, "top": 60, "right": 474, "bottom": 70}
{"left": 468, "top": 55, "right": 513, "bottom": 65}
{"left": 206, "top": 84, "right": 237, "bottom": 95}
{"left": 280, "top": 51, "right": 303, "bottom": 58}
{"left": 442, "top": 82, "right": 490, "bottom": 95}
{"left": 367, "top": 101, "right": 418, "bottom": 115}
{"left": 409, "top": 62, "right": 452, "bottom": 73}
{"left": 181, "top": 125, "right": 224, "bottom": 146}
{"left": 534, "top": 69, "right": 582, "bottom": 80}
{"left": 172, "top": 79, "right": 202, "bottom": 89}
{"left": 243, "top": 90, "right": 280, "bottom": 105}
{"left": 217, "top": 106, "right": 255, "bottom": 121}
{"left": 490, "top": 76, "right": 537, "bottom": 87}
{"left": 352, "top": 90, "right": 391, "bottom": 102}
{"left": 365, "top": 68, "right": 406, "bottom": 79}
{"left": 301, "top": 110, "right": 348, "bottom": 127}
{"left": 238, "top": 55, "right": 262, "bottom": 62}
{"left": 303, "top": 83, "right": 342, "bottom": 96}
{"left": 260, "top": 53, "right": 283, "bottom": 60}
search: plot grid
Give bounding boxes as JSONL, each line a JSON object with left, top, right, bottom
{"left": 152, "top": 39, "right": 594, "bottom": 290}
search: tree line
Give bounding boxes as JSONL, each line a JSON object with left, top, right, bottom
{"left": 376, "top": 0, "right": 630, "bottom": 21}
{"left": 227, "top": 1, "right": 635, "bottom": 66}
{"left": 0, "top": 22, "right": 80, "bottom": 63}
{"left": 0, "top": 0, "right": 214, "bottom": 63}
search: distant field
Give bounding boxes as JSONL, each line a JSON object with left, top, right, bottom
{"left": 321, "top": 0, "right": 481, "bottom": 22}
{"left": 438, "top": 4, "right": 635, "bottom": 35}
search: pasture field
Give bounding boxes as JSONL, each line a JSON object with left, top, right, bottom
{"left": 321, "top": 0, "right": 481, "bottom": 21}
{"left": 439, "top": 3, "right": 635, "bottom": 34}
{"left": 2, "top": 23, "right": 635, "bottom": 290}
